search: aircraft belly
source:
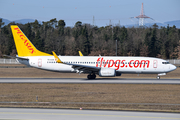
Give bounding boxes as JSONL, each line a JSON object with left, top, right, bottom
{"left": 42, "top": 63, "right": 72, "bottom": 72}
{"left": 17, "top": 59, "right": 30, "bottom": 66}
{"left": 117, "top": 67, "right": 164, "bottom": 74}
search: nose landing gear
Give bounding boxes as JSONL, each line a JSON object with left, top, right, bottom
{"left": 157, "top": 73, "right": 166, "bottom": 79}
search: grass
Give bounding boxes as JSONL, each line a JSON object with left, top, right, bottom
{"left": 0, "top": 83, "right": 180, "bottom": 112}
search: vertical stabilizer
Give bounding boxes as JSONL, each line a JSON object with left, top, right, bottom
{"left": 11, "top": 25, "right": 52, "bottom": 57}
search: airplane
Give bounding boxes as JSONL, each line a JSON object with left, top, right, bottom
{"left": 9, "top": 25, "right": 177, "bottom": 79}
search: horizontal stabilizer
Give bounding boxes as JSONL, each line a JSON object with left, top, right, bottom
{"left": 3, "top": 55, "right": 29, "bottom": 60}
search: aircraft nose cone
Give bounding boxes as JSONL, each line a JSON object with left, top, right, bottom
{"left": 171, "top": 65, "right": 177, "bottom": 71}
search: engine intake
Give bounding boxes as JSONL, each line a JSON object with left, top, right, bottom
{"left": 99, "top": 68, "right": 116, "bottom": 77}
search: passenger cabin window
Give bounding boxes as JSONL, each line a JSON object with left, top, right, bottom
{"left": 162, "top": 62, "right": 170, "bottom": 64}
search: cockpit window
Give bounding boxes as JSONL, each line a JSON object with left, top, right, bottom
{"left": 162, "top": 62, "right": 170, "bottom": 64}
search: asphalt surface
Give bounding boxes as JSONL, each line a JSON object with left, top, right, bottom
{"left": 0, "top": 108, "right": 179, "bottom": 120}
{"left": 0, "top": 78, "right": 180, "bottom": 84}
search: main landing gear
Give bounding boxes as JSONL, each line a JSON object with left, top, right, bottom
{"left": 156, "top": 76, "right": 160, "bottom": 79}
{"left": 87, "top": 74, "right": 96, "bottom": 79}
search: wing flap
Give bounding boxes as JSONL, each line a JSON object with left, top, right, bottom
{"left": 68, "top": 63, "right": 100, "bottom": 73}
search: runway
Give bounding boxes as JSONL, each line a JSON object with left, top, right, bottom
{"left": 0, "top": 108, "right": 179, "bottom": 120}
{"left": 0, "top": 78, "right": 180, "bottom": 84}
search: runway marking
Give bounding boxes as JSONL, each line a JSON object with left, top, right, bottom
{"left": 0, "top": 112, "right": 179, "bottom": 119}
{"left": 0, "top": 78, "right": 180, "bottom": 84}
{"left": 1, "top": 101, "right": 180, "bottom": 106}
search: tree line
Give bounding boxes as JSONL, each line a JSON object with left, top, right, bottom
{"left": 0, "top": 18, "right": 180, "bottom": 59}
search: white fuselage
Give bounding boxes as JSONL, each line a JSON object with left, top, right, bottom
{"left": 17, "top": 56, "right": 177, "bottom": 75}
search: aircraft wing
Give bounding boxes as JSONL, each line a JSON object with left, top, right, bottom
{"left": 52, "top": 51, "right": 100, "bottom": 73}
{"left": 68, "top": 63, "right": 100, "bottom": 73}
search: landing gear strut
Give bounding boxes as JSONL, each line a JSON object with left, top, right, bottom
{"left": 157, "top": 73, "right": 166, "bottom": 79}
{"left": 87, "top": 74, "right": 96, "bottom": 79}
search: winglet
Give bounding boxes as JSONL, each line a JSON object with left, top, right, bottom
{"left": 79, "top": 51, "right": 83, "bottom": 56}
{"left": 52, "top": 51, "right": 63, "bottom": 63}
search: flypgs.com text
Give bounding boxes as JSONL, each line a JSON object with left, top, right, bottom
{"left": 96, "top": 57, "right": 150, "bottom": 70}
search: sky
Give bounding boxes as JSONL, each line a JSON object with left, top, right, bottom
{"left": 0, "top": 0, "right": 180, "bottom": 27}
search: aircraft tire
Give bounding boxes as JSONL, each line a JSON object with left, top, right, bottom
{"left": 87, "top": 74, "right": 96, "bottom": 79}
{"left": 156, "top": 76, "right": 160, "bottom": 79}
{"left": 92, "top": 74, "right": 96, "bottom": 79}
{"left": 87, "top": 75, "right": 91, "bottom": 79}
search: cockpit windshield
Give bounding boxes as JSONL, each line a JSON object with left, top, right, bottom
{"left": 162, "top": 62, "right": 170, "bottom": 64}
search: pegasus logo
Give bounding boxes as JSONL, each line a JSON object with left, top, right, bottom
{"left": 14, "top": 28, "right": 35, "bottom": 54}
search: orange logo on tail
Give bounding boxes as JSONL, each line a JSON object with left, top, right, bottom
{"left": 14, "top": 28, "right": 35, "bottom": 54}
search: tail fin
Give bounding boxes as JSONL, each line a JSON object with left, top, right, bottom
{"left": 11, "top": 25, "right": 52, "bottom": 57}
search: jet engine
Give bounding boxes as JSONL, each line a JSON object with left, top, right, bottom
{"left": 99, "top": 68, "right": 116, "bottom": 77}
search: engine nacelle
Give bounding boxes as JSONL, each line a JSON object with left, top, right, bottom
{"left": 99, "top": 68, "right": 116, "bottom": 77}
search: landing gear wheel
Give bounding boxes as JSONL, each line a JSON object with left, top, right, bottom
{"left": 87, "top": 75, "right": 91, "bottom": 79}
{"left": 87, "top": 74, "right": 96, "bottom": 79}
{"left": 156, "top": 76, "right": 160, "bottom": 79}
{"left": 92, "top": 74, "right": 96, "bottom": 79}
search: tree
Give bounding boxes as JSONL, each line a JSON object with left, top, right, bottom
{"left": 75, "top": 21, "right": 82, "bottom": 27}
{"left": 42, "top": 21, "right": 49, "bottom": 31}
{"left": 34, "top": 30, "right": 44, "bottom": 51}
{"left": 24, "top": 23, "right": 32, "bottom": 40}
{"left": 144, "top": 25, "right": 159, "bottom": 57}
{"left": 0, "top": 19, "right": 4, "bottom": 28}
{"left": 49, "top": 18, "right": 57, "bottom": 28}
{"left": 149, "top": 28, "right": 158, "bottom": 57}
{"left": 82, "top": 25, "right": 90, "bottom": 55}
{"left": 58, "top": 20, "right": 66, "bottom": 36}
{"left": 58, "top": 20, "right": 65, "bottom": 27}
{"left": 32, "top": 20, "right": 40, "bottom": 29}
{"left": 0, "top": 18, "right": 179, "bottom": 58}
{"left": 0, "top": 18, "right": 4, "bottom": 33}
{"left": 32, "top": 20, "right": 40, "bottom": 35}
{"left": 119, "top": 26, "right": 128, "bottom": 55}
{"left": 171, "top": 40, "right": 180, "bottom": 59}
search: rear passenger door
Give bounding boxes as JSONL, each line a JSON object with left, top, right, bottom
{"left": 38, "top": 59, "right": 42, "bottom": 67}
